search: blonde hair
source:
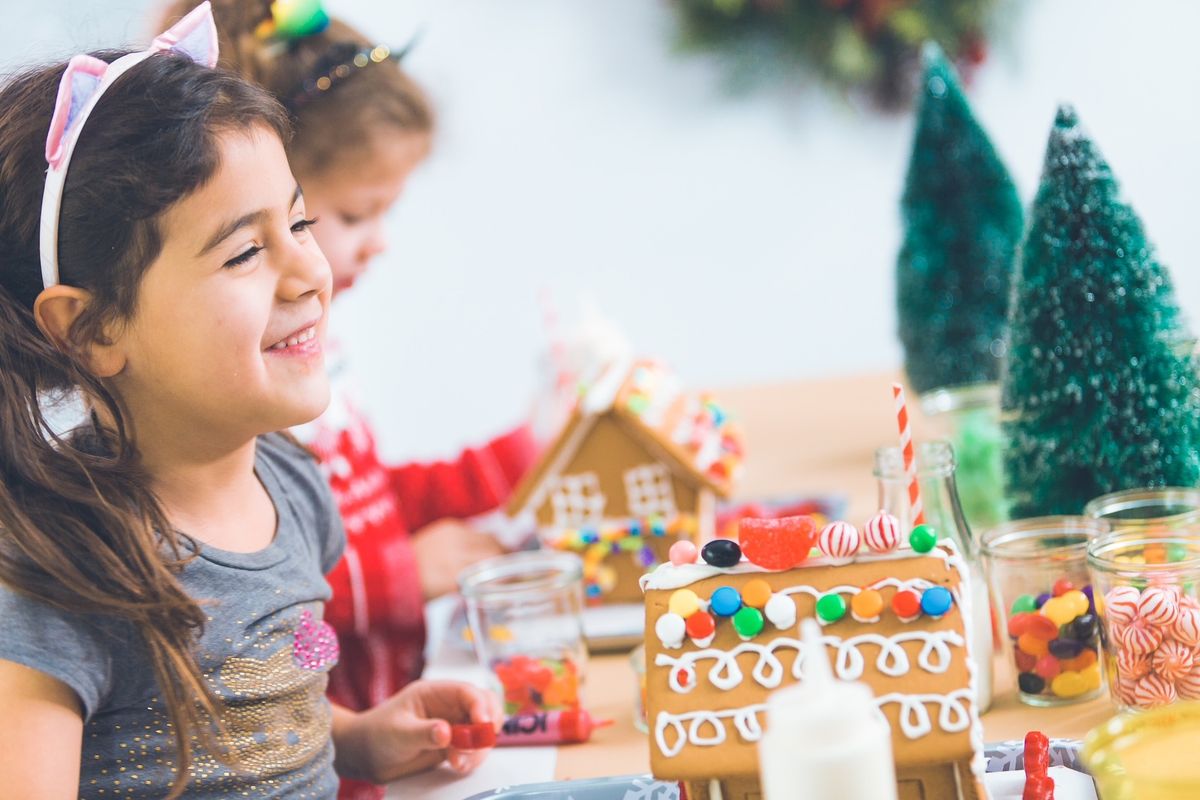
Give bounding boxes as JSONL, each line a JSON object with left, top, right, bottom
{"left": 158, "top": 0, "right": 434, "bottom": 177}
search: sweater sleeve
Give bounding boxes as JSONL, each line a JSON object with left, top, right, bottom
{"left": 389, "top": 423, "right": 539, "bottom": 531}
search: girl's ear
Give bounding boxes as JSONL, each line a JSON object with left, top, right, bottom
{"left": 32, "top": 286, "right": 126, "bottom": 378}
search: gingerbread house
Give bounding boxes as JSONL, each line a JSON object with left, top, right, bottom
{"left": 641, "top": 522, "right": 985, "bottom": 800}
{"left": 507, "top": 360, "right": 743, "bottom": 604}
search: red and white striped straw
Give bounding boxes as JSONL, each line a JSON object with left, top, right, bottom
{"left": 892, "top": 382, "right": 925, "bottom": 526}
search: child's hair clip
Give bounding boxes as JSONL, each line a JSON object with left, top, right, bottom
{"left": 254, "top": 0, "right": 331, "bottom": 43}
{"left": 281, "top": 29, "right": 423, "bottom": 113}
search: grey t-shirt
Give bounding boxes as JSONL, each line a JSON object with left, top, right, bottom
{"left": 0, "top": 433, "right": 347, "bottom": 799}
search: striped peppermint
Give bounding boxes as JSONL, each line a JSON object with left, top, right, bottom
{"left": 1131, "top": 673, "right": 1177, "bottom": 708}
{"left": 1116, "top": 649, "right": 1152, "bottom": 682}
{"left": 1177, "top": 665, "right": 1200, "bottom": 700}
{"left": 1172, "top": 606, "right": 1200, "bottom": 647}
{"left": 1117, "top": 620, "right": 1164, "bottom": 655}
{"left": 817, "top": 521, "right": 861, "bottom": 562}
{"left": 863, "top": 511, "right": 901, "bottom": 553}
{"left": 1152, "top": 639, "right": 1196, "bottom": 683}
{"left": 1138, "top": 586, "right": 1180, "bottom": 627}
{"left": 1104, "top": 586, "right": 1142, "bottom": 626}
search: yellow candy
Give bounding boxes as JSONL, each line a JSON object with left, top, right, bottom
{"left": 1051, "top": 670, "right": 1089, "bottom": 698}
{"left": 585, "top": 543, "right": 608, "bottom": 564}
{"left": 1094, "top": 592, "right": 1105, "bottom": 616}
{"left": 596, "top": 565, "right": 617, "bottom": 593}
{"left": 1061, "top": 589, "right": 1090, "bottom": 618}
{"left": 669, "top": 589, "right": 701, "bottom": 617}
{"left": 1040, "top": 597, "right": 1076, "bottom": 627}
{"left": 1081, "top": 662, "right": 1102, "bottom": 691}
{"left": 489, "top": 625, "right": 514, "bottom": 643}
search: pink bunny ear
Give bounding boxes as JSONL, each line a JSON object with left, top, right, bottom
{"left": 44, "top": 54, "right": 109, "bottom": 167}
{"left": 151, "top": 1, "right": 219, "bottom": 68}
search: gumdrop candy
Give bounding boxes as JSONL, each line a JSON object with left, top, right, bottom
{"left": 738, "top": 515, "right": 818, "bottom": 570}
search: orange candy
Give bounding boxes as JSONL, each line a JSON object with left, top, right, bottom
{"left": 742, "top": 578, "right": 773, "bottom": 609}
{"left": 851, "top": 589, "right": 885, "bottom": 620}
{"left": 1017, "top": 632, "right": 1050, "bottom": 657}
{"left": 1061, "top": 649, "right": 1098, "bottom": 672}
{"left": 1145, "top": 543, "right": 1168, "bottom": 564}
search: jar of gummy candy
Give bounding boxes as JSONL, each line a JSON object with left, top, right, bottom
{"left": 981, "top": 516, "right": 1106, "bottom": 706}
{"left": 1087, "top": 531, "right": 1200, "bottom": 711}
{"left": 1083, "top": 701, "right": 1200, "bottom": 799}
{"left": 1084, "top": 487, "right": 1200, "bottom": 536}
{"left": 459, "top": 551, "right": 589, "bottom": 716}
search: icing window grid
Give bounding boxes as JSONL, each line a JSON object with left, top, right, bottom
{"left": 550, "top": 472, "right": 606, "bottom": 528}
{"left": 624, "top": 464, "right": 677, "bottom": 519}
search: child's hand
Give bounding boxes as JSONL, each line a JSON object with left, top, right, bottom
{"left": 412, "top": 520, "right": 505, "bottom": 598}
{"left": 334, "top": 680, "right": 502, "bottom": 783}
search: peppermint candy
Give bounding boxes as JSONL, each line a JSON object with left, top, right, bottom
{"left": 1116, "top": 620, "right": 1164, "bottom": 655}
{"left": 1138, "top": 586, "right": 1180, "bottom": 627}
{"left": 1177, "top": 665, "right": 1200, "bottom": 700}
{"left": 1172, "top": 606, "right": 1200, "bottom": 647}
{"left": 1131, "top": 673, "right": 1177, "bottom": 708}
{"left": 1104, "top": 586, "right": 1142, "bottom": 626}
{"left": 817, "top": 521, "right": 861, "bottom": 562}
{"left": 1116, "top": 649, "right": 1152, "bottom": 682}
{"left": 862, "top": 511, "right": 901, "bottom": 553}
{"left": 1114, "top": 676, "right": 1141, "bottom": 707}
{"left": 1152, "top": 639, "right": 1196, "bottom": 683}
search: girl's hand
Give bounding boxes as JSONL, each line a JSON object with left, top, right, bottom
{"left": 332, "top": 680, "right": 502, "bottom": 783}
{"left": 411, "top": 520, "right": 505, "bottom": 599}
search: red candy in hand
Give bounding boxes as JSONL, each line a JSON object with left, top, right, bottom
{"left": 451, "top": 723, "right": 497, "bottom": 751}
{"left": 738, "top": 515, "right": 818, "bottom": 570}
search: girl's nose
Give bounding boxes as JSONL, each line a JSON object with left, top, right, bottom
{"left": 278, "top": 237, "right": 332, "bottom": 301}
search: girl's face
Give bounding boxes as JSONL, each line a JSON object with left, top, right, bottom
{"left": 301, "top": 131, "right": 429, "bottom": 297}
{"left": 110, "top": 127, "right": 333, "bottom": 445}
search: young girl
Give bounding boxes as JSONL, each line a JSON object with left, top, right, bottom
{"left": 152, "top": 6, "right": 538, "bottom": 794}
{"left": 0, "top": 5, "right": 497, "bottom": 798}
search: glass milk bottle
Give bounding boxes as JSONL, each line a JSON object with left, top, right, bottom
{"left": 875, "top": 440, "right": 994, "bottom": 712}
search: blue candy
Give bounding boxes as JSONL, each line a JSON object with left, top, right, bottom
{"left": 710, "top": 586, "right": 742, "bottom": 617}
{"left": 920, "top": 586, "right": 953, "bottom": 618}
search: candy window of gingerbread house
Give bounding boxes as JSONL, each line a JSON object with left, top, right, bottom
{"left": 550, "top": 472, "right": 607, "bottom": 527}
{"left": 624, "top": 464, "right": 677, "bottom": 519}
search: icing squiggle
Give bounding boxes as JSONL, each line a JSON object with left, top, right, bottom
{"left": 655, "top": 629, "right": 964, "bottom": 691}
{"left": 654, "top": 689, "right": 975, "bottom": 758}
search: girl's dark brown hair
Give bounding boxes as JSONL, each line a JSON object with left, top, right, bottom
{"left": 0, "top": 51, "right": 290, "bottom": 798}
{"left": 159, "top": 0, "right": 435, "bottom": 179}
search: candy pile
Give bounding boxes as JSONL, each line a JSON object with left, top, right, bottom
{"left": 492, "top": 654, "right": 581, "bottom": 716}
{"left": 1103, "top": 584, "right": 1200, "bottom": 708}
{"left": 553, "top": 514, "right": 699, "bottom": 603}
{"left": 1006, "top": 579, "right": 1101, "bottom": 701}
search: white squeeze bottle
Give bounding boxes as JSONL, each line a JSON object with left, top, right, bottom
{"left": 758, "top": 619, "right": 898, "bottom": 800}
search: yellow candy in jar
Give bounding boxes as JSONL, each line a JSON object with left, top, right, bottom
{"left": 1081, "top": 662, "right": 1102, "bottom": 691}
{"left": 1051, "top": 670, "right": 1089, "bottom": 698}
{"left": 669, "top": 588, "right": 701, "bottom": 617}
{"left": 1061, "top": 589, "right": 1091, "bottom": 618}
{"left": 1040, "top": 597, "right": 1076, "bottom": 627}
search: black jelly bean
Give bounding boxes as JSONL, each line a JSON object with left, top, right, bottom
{"left": 1018, "top": 672, "right": 1046, "bottom": 694}
{"left": 701, "top": 539, "right": 742, "bottom": 568}
{"left": 1069, "top": 613, "right": 1099, "bottom": 641}
{"left": 1048, "top": 638, "right": 1085, "bottom": 659}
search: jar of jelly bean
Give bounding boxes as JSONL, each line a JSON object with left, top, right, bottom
{"left": 982, "top": 516, "right": 1106, "bottom": 706}
{"left": 1087, "top": 531, "right": 1200, "bottom": 711}
{"left": 1084, "top": 487, "right": 1200, "bottom": 536}
{"left": 458, "top": 551, "right": 589, "bottom": 716}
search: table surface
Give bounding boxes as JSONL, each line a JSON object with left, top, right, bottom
{"left": 553, "top": 371, "right": 1116, "bottom": 780}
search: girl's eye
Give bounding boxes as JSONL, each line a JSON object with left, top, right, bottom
{"left": 292, "top": 216, "right": 319, "bottom": 235}
{"left": 223, "top": 245, "right": 262, "bottom": 269}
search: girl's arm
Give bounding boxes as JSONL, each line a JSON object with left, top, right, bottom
{"left": 0, "top": 659, "right": 83, "bottom": 799}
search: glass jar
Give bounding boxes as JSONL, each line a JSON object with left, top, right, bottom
{"left": 1086, "top": 531, "right": 1200, "bottom": 711}
{"left": 458, "top": 551, "right": 589, "bottom": 716}
{"left": 981, "top": 517, "right": 1106, "bottom": 706}
{"left": 919, "top": 382, "right": 1008, "bottom": 534}
{"left": 1084, "top": 487, "right": 1200, "bottom": 535}
{"left": 874, "top": 440, "right": 993, "bottom": 712}
{"left": 1083, "top": 701, "right": 1200, "bottom": 799}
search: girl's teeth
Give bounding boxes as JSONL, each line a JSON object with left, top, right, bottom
{"left": 269, "top": 326, "right": 315, "bottom": 350}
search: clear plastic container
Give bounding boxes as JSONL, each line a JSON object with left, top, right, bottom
{"left": 1086, "top": 531, "right": 1200, "bottom": 711}
{"left": 1083, "top": 701, "right": 1200, "bottom": 799}
{"left": 981, "top": 516, "right": 1106, "bottom": 706}
{"left": 459, "top": 551, "right": 589, "bottom": 716}
{"left": 1083, "top": 487, "right": 1200, "bottom": 535}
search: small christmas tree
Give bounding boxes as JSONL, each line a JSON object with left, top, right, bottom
{"left": 897, "top": 42, "right": 1023, "bottom": 395}
{"left": 1003, "top": 105, "right": 1200, "bottom": 517}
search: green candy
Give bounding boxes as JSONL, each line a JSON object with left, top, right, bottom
{"left": 1168, "top": 543, "right": 1189, "bottom": 563}
{"left": 733, "top": 606, "right": 765, "bottom": 638}
{"left": 909, "top": 524, "right": 938, "bottom": 553}
{"left": 815, "top": 593, "right": 847, "bottom": 623}
{"left": 1010, "top": 594, "right": 1038, "bottom": 615}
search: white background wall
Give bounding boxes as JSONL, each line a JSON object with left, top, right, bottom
{"left": 6, "top": 1, "right": 1200, "bottom": 460}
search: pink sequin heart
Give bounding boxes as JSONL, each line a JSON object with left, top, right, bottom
{"left": 293, "top": 609, "right": 340, "bottom": 672}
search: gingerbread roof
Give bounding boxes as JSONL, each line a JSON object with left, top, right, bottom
{"left": 507, "top": 359, "right": 744, "bottom": 516}
{"left": 641, "top": 542, "right": 984, "bottom": 785}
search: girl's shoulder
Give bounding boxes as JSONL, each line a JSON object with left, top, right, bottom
{"left": 257, "top": 432, "right": 346, "bottom": 573}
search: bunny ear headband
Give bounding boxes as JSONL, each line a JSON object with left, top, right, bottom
{"left": 38, "top": 1, "right": 218, "bottom": 290}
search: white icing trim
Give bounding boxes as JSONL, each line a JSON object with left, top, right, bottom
{"left": 654, "top": 688, "right": 975, "bottom": 758}
{"left": 581, "top": 356, "right": 633, "bottom": 414}
{"left": 654, "top": 629, "right": 965, "bottom": 691}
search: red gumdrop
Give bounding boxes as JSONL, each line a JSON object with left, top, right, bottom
{"left": 1023, "top": 730, "right": 1050, "bottom": 775}
{"left": 685, "top": 610, "right": 716, "bottom": 640}
{"left": 738, "top": 515, "right": 818, "bottom": 570}
{"left": 1014, "top": 649, "right": 1038, "bottom": 672}
{"left": 451, "top": 723, "right": 497, "bottom": 750}
{"left": 1033, "top": 655, "right": 1061, "bottom": 680}
{"left": 1052, "top": 579, "right": 1075, "bottom": 598}
{"left": 1008, "top": 612, "right": 1035, "bottom": 638}
{"left": 1023, "top": 774, "right": 1054, "bottom": 800}
{"left": 1025, "top": 615, "right": 1060, "bottom": 641}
